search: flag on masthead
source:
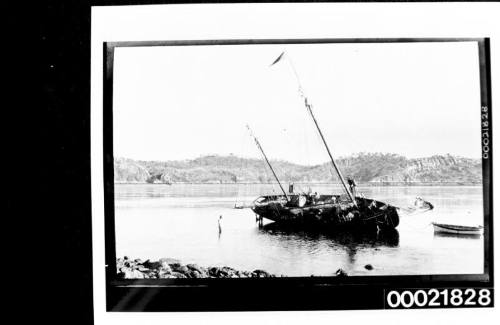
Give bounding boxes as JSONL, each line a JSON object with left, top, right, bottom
{"left": 270, "top": 52, "right": 285, "bottom": 66}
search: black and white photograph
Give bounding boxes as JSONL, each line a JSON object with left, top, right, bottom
{"left": 107, "top": 39, "right": 487, "bottom": 280}
{"left": 89, "top": 3, "right": 497, "bottom": 317}
{"left": 35, "top": 1, "right": 500, "bottom": 324}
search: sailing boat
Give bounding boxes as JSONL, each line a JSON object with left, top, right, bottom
{"left": 247, "top": 52, "right": 402, "bottom": 230}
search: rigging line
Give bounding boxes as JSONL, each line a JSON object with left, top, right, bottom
{"left": 271, "top": 52, "right": 356, "bottom": 206}
{"left": 285, "top": 55, "right": 305, "bottom": 97}
{"left": 247, "top": 125, "right": 289, "bottom": 200}
{"left": 304, "top": 97, "right": 357, "bottom": 205}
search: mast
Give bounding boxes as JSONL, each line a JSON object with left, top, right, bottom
{"left": 270, "top": 52, "right": 357, "bottom": 206}
{"left": 247, "top": 125, "right": 289, "bottom": 201}
{"left": 303, "top": 99, "right": 357, "bottom": 206}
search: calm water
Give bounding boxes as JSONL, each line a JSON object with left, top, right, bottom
{"left": 115, "top": 184, "right": 484, "bottom": 276}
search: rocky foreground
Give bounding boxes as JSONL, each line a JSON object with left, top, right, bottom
{"left": 117, "top": 257, "right": 277, "bottom": 279}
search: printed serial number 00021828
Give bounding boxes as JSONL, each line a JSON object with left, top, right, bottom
{"left": 385, "top": 288, "right": 493, "bottom": 309}
{"left": 481, "top": 105, "right": 490, "bottom": 159}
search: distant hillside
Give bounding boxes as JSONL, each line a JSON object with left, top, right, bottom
{"left": 114, "top": 153, "right": 482, "bottom": 185}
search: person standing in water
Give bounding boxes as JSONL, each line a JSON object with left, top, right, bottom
{"left": 218, "top": 215, "right": 223, "bottom": 235}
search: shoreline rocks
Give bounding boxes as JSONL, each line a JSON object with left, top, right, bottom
{"left": 116, "top": 257, "right": 352, "bottom": 278}
{"left": 116, "top": 256, "right": 275, "bottom": 279}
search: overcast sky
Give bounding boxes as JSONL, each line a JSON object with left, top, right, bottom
{"left": 113, "top": 41, "right": 481, "bottom": 165}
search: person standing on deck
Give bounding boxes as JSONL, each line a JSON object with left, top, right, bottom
{"left": 347, "top": 177, "right": 357, "bottom": 198}
{"left": 314, "top": 191, "right": 320, "bottom": 203}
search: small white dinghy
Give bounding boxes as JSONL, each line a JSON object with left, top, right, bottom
{"left": 432, "top": 222, "right": 483, "bottom": 235}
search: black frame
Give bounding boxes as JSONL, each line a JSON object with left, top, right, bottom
{"left": 103, "top": 38, "right": 493, "bottom": 311}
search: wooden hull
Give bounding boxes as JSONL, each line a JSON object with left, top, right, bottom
{"left": 251, "top": 195, "right": 399, "bottom": 230}
{"left": 432, "top": 223, "right": 483, "bottom": 235}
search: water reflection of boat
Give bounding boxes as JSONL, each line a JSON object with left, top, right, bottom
{"left": 259, "top": 222, "right": 400, "bottom": 248}
{"left": 432, "top": 222, "right": 483, "bottom": 236}
{"left": 433, "top": 231, "right": 482, "bottom": 240}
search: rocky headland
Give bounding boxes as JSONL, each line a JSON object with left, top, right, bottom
{"left": 114, "top": 153, "right": 481, "bottom": 185}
